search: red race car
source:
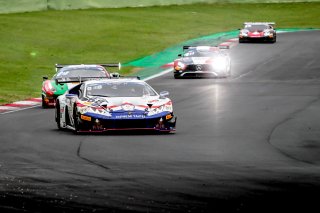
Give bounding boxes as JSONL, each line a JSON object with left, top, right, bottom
{"left": 239, "top": 22, "right": 277, "bottom": 43}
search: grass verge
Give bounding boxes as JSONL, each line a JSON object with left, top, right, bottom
{"left": 0, "top": 2, "right": 319, "bottom": 104}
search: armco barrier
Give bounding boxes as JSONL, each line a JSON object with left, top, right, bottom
{"left": 1, "top": 0, "right": 320, "bottom": 14}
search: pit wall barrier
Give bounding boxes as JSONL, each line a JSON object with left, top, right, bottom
{"left": 1, "top": 0, "right": 320, "bottom": 14}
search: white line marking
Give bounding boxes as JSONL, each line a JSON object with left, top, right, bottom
{"left": 143, "top": 68, "right": 173, "bottom": 81}
{"left": 13, "top": 100, "right": 40, "bottom": 105}
{"left": 0, "top": 105, "right": 40, "bottom": 115}
{"left": 0, "top": 106, "right": 20, "bottom": 110}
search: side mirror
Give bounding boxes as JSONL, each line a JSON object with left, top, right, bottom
{"left": 159, "top": 91, "right": 169, "bottom": 99}
{"left": 110, "top": 72, "right": 120, "bottom": 78}
{"left": 43, "top": 76, "right": 48, "bottom": 81}
{"left": 178, "top": 54, "right": 182, "bottom": 57}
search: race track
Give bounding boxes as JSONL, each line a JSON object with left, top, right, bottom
{"left": 1, "top": 31, "right": 320, "bottom": 212}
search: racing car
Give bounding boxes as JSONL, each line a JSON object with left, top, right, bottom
{"left": 55, "top": 77, "right": 177, "bottom": 133}
{"left": 238, "top": 22, "right": 276, "bottom": 43}
{"left": 173, "top": 46, "right": 231, "bottom": 79}
{"left": 41, "top": 63, "right": 120, "bottom": 108}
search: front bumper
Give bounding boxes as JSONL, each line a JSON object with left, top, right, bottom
{"left": 78, "top": 112, "right": 177, "bottom": 132}
{"left": 239, "top": 35, "right": 275, "bottom": 42}
{"left": 174, "top": 70, "right": 228, "bottom": 78}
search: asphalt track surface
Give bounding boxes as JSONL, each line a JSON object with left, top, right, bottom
{"left": 1, "top": 31, "right": 320, "bottom": 212}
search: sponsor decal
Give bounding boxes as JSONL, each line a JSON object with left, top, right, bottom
{"left": 121, "top": 103, "right": 135, "bottom": 111}
{"left": 81, "top": 115, "right": 91, "bottom": 121}
{"left": 115, "top": 114, "right": 146, "bottom": 119}
{"left": 192, "top": 57, "right": 208, "bottom": 64}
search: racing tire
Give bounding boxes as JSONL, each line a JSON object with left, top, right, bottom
{"left": 55, "top": 101, "right": 62, "bottom": 130}
{"left": 239, "top": 39, "right": 245, "bottom": 43}
{"left": 73, "top": 105, "right": 82, "bottom": 133}
{"left": 42, "top": 95, "right": 47, "bottom": 109}
{"left": 269, "top": 36, "right": 276, "bottom": 43}
{"left": 174, "top": 74, "right": 181, "bottom": 79}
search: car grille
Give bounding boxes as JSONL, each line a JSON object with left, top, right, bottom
{"left": 100, "top": 118, "right": 161, "bottom": 129}
{"left": 186, "top": 64, "right": 211, "bottom": 71}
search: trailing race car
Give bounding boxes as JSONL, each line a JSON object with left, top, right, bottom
{"left": 239, "top": 22, "right": 276, "bottom": 43}
{"left": 55, "top": 77, "right": 177, "bottom": 133}
{"left": 41, "top": 63, "right": 120, "bottom": 108}
{"left": 173, "top": 46, "right": 231, "bottom": 78}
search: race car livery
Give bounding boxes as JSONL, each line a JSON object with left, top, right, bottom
{"left": 173, "top": 46, "right": 231, "bottom": 78}
{"left": 239, "top": 22, "right": 277, "bottom": 43}
{"left": 55, "top": 78, "right": 177, "bottom": 133}
{"left": 41, "top": 63, "right": 120, "bottom": 108}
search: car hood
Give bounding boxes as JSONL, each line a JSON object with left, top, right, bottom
{"left": 81, "top": 96, "right": 172, "bottom": 111}
{"left": 78, "top": 96, "right": 173, "bottom": 119}
{"left": 181, "top": 57, "right": 211, "bottom": 65}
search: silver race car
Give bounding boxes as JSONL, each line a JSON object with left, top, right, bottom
{"left": 55, "top": 77, "right": 177, "bottom": 133}
{"left": 173, "top": 46, "right": 231, "bottom": 78}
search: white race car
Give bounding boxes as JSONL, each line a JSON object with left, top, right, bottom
{"left": 55, "top": 78, "right": 177, "bottom": 133}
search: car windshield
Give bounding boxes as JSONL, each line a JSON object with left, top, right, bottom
{"left": 54, "top": 67, "right": 107, "bottom": 79}
{"left": 183, "top": 49, "right": 221, "bottom": 57}
{"left": 244, "top": 24, "right": 268, "bottom": 31}
{"left": 85, "top": 82, "right": 158, "bottom": 97}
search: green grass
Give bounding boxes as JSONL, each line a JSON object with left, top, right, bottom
{"left": 0, "top": 2, "right": 319, "bottom": 104}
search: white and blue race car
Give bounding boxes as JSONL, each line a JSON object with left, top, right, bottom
{"left": 55, "top": 78, "right": 177, "bottom": 133}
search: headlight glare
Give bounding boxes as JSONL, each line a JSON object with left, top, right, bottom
{"left": 212, "top": 57, "right": 228, "bottom": 70}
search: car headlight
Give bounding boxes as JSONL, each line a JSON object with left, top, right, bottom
{"left": 76, "top": 104, "right": 89, "bottom": 114}
{"left": 149, "top": 105, "right": 164, "bottom": 115}
{"left": 148, "top": 104, "right": 173, "bottom": 116}
{"left": 240, "top": 31, "right": 248, "bottom": 36}
{"left": 212, "top": 57, "right": 228, "bottom": 70}
{"left": 175, "top": 61, "right": 186, "bottom": 71}
{"left": 264, "top": 31, "right": 271, "bottom": 36}
{"left": 78, "top": 105, "right": 111, "bottom": 116}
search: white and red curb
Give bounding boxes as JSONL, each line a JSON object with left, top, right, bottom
{"left": 218, "top": 38, "right": 239, "bottom": 49}
{"left": 0, "top": 98, "right": 41, "bottom": 114}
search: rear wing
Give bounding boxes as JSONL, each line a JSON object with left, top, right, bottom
{"left": 183, "top": 45, "right": 223, "bottom": 50}
{"left": 183, "top": 46, "right": 193, "bottom": 50}
{"left": 110, "top": 72, "right": 140, "bottom": 80}
{"left": 55, "top": 63, "right": 121, "bottom": 72}
{"left": 55, "top": 76, "right": 110, "bottom": 84}
{"left": 244, "top": 22, "right": 275, "bottom": 27}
